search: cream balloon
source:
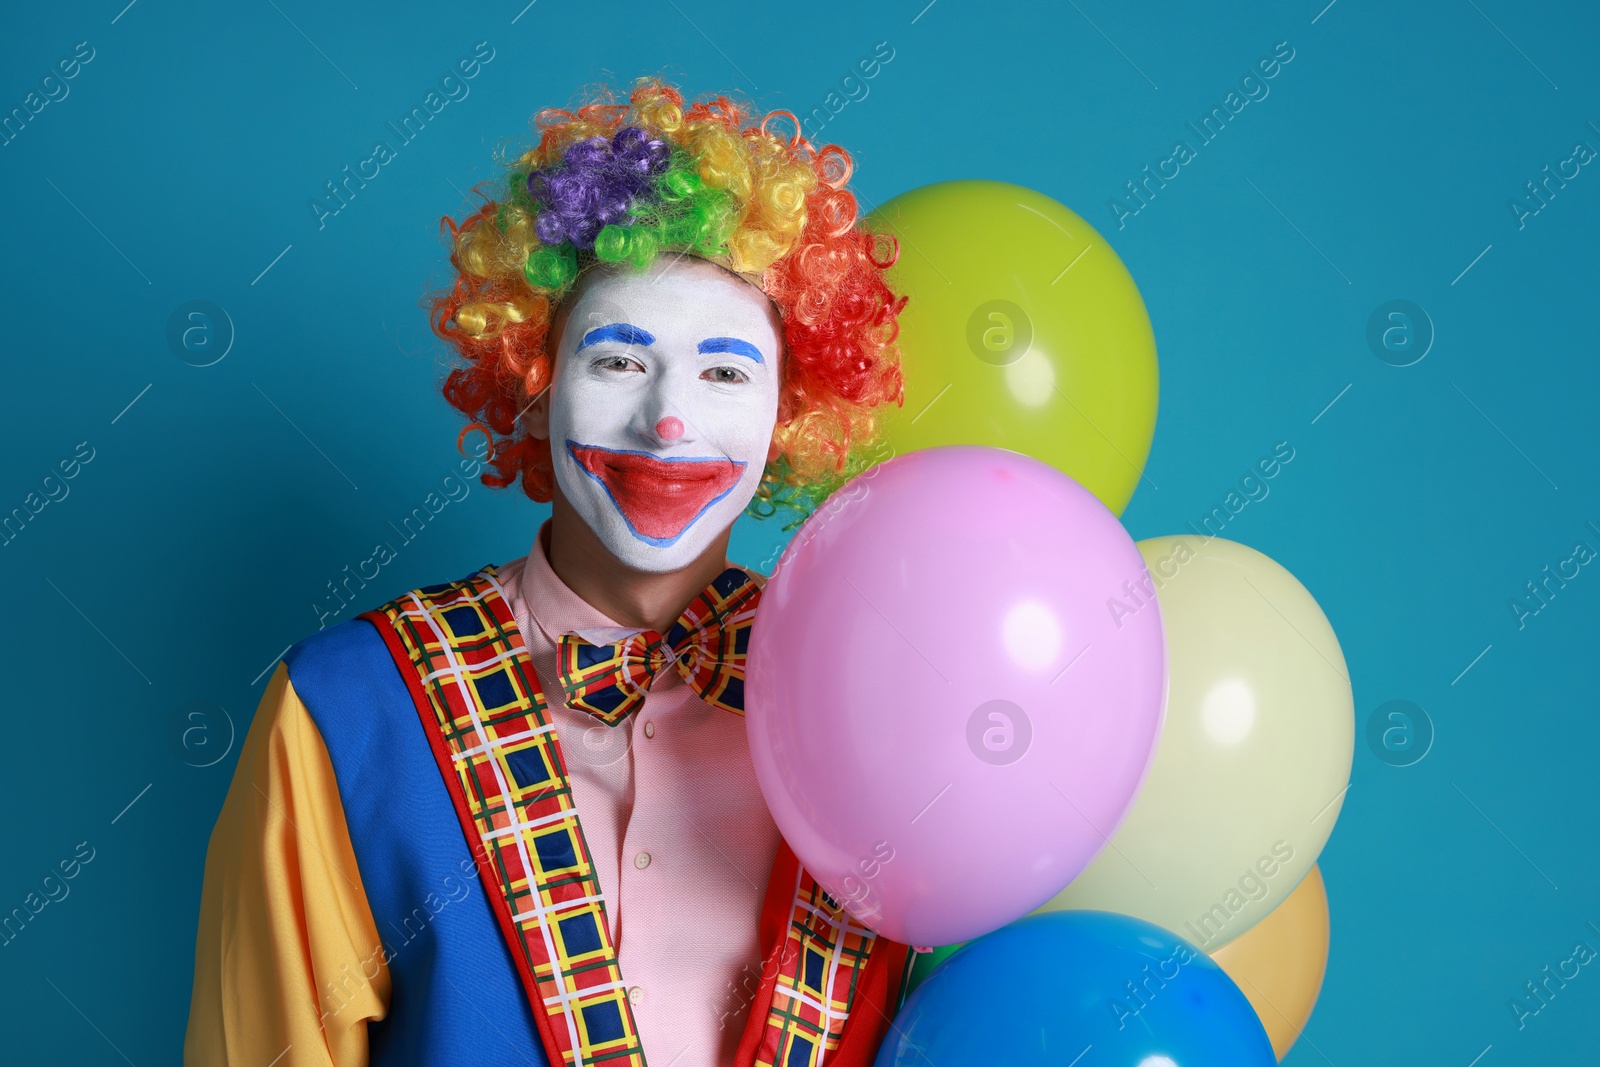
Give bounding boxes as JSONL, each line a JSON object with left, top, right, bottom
{"left": 1035, "top": 535, "right": 1353, "bottom": 950}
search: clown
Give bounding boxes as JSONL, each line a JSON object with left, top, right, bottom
{"left": 535, "top": 252, "right": 785, "bottom": 573}
{"left": 186, "top": 79, "right": 910, "bottom": 1067}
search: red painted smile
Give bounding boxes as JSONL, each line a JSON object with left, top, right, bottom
{"left": 567, "top": 442, "right": 745, "bottom": 545}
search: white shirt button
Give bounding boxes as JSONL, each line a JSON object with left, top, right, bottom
{"left": 627, "top": 985, "right": 642, "bottom": 1003}
{"left": 643, "top": 720, "right": 655, "bottom": 739}
{"left": 634, "top": 850, "right": 652, "bottom": 869}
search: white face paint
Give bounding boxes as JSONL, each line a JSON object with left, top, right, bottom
{"left": 541, "top": 255, "right": 783, "bottom": 573}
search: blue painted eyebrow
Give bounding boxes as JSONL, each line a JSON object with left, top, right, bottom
{"left": 697, "top": 337, "right": 764, "bottom": 363}
{"left": 576, "top": 323, "right": 655, "bottom": 351}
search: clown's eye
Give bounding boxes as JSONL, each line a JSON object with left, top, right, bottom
{"left": 595, "top": 355, "right": 644, "bottom": 373}
{"left": 703, "top": 366, "right": 749, "bottom": 385}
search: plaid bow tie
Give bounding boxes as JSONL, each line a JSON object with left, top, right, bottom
{"left": 554, "top": 566, "right": 762, "bottom": 727}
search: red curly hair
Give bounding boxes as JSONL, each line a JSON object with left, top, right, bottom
{"left": 425, "top": 78, "right": 906, "bottom": 519}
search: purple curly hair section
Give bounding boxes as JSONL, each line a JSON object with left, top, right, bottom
{"left": 527, "top": 125, "right": 672, "bottom": 250}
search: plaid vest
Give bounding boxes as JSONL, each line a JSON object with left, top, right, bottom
{"left": 360, "top": 565, "right": 907, "bottom": 1067}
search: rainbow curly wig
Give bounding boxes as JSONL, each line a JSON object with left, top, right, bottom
{"left": 427, "top": 77, "right": 907, "bottom": 523}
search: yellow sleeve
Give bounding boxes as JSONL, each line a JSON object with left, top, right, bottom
{"left": 185, "top": 662, "right": 392, "bottom": 1066}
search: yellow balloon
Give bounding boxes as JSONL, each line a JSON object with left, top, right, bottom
{"left": 1211, "top": 865, "right": 1331, "bottom": 1061}
{"left": 865, "top": 180, "right": 1158, "bottom": 516}
{"left": 1035, "top": 535, "right": 1353, "bottom": 947}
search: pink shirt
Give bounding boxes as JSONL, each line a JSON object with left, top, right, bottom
{"left": 498, "top": 517, "right": 782, "bottom": 1066}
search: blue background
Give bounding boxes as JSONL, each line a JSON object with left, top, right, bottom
{"left": 2, "top": 0, "right": 1596, "bottom": 1062}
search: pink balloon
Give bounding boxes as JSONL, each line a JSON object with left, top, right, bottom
{"left": 746, "top": 445, "right": 1167, "bottom": 946}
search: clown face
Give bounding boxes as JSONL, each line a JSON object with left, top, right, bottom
{"left": 536, "top": 255, "right": 783, "bottom": 573}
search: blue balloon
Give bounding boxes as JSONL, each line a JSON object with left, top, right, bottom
{"left": 875, "top": 911, "right": 1274, "bottom": 1066}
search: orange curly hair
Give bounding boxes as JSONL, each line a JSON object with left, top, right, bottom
{"left": 425, "top": 77, "right": 907, "bottom": 523}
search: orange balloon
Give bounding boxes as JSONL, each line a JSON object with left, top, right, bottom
{"left": 1209, "top": 865, "right": 1330, "bottom": 1060}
